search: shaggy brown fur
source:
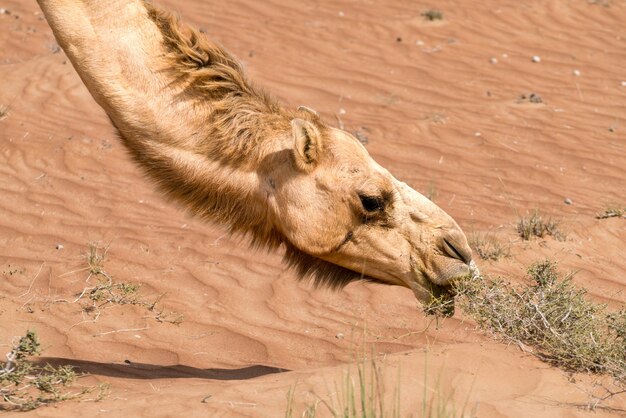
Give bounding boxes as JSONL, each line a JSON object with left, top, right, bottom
{"left": 115, "top": 3, "right": 364, "bottom": 288}
{"left": 146, "top": 4, "right": 322, "bottom": 166}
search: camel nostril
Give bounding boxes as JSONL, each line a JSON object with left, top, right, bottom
{"left": 442, "top": 236, "right": 472, "bottom": 264}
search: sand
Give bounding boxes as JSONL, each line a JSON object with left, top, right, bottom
{"left": 0, "top": 0, "right": 625, "bottom": 416}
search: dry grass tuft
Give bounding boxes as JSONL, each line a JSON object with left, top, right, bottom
{"left": 454, "top": 260, "right": 626, "bottom": 385}
{"left": 468, "top": 233, "right": 510, "bottom": 261}
{"left": 596, "top": 206, "right": 625, "bottom": 220}
{"left": 286, "top": 348, "right": 396, "bottom": 417}
{"left": 517, "top": 210, "right": 564, "bottom": 241}
{"left": 285, "top": 348, "right": 472, "bottom": 418}
{"left": 0, "top": 105, "right": 8, "bottom": 121}
{"left": 422, "top": 9, "right": 443, "bottom": 21}
{"left": 86, "top": 242, "right": 108, "bottom": 278}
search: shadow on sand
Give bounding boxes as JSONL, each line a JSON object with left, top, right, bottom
{"left": 36, "top": 357, "right": 289, "bottom": 381}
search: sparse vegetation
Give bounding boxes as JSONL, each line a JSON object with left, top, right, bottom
{"left": 285, "top": 350, "right": 472, "bottom": 418}
{"left": 0, "top": 330, "right": 105, "bottom": 411}
{"left": 422, "top": 9, "right": 443, "bottom": 21}
{"left": 85, "top": 241, "right": 109, "bottom": 278}
{"left": 468, "top": 233, "right": 510, "bottom": 261}
{"left": 454, "top": 260, "right": 626, "bottom": 385}
{"left": 74, "top": 242, "right": 183, "bottom": 325}
{"left": 285, "top": 350, "right": 395, "bottom": 418}
{"left": 0, "top": 105, "right": 8, "bottom": 121}
{"left": 423, "top": 292, "right": 455, "bottom": 318}
{"left": 517, "top": 210, "right": 564, "bottom": 241}
{"left": 596, "top": 206, "right": 625, "bottom": 219}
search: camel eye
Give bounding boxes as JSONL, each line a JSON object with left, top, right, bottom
{"left": 359, "top": 194, "right": 384, "bottom": 212}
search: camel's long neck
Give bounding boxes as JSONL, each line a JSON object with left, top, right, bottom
{"left": 38, "top": 0, "right": 172, "bottom": 138}
{"left": 38, "top": 0, "right": 290, "bottom": 244}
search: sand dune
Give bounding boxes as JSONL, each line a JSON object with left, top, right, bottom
{"left": 0, "top": 0, "right": 624, "bottom": 416}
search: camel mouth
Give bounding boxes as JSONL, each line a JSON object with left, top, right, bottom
{"left": 432, "top": 282, "right": 456, "bottom": 298}
{"left": 408, "top": 274, "right": 457, "bottom": 317}
{"left": 422, "top": 261, "right": 479, "bottom": 317}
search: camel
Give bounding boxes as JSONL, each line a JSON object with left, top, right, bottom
{"left": 37, "top": 0, "right": 477, "bottom": 311}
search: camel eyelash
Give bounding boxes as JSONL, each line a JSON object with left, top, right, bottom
{"left": 358, "top": 190, "right": 393, "bottom": 214}
{"left": 359, "top": 194, "right": 385, "bottom": 212}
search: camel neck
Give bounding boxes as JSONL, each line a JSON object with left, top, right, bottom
{"left": 37, "top": 0, "right": 289, "bottom": 243}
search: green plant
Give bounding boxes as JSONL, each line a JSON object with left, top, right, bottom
{"left": 517, "top": 210, "right": 564, "bottom": 241}
{"left": 423, "top": 291, "right": 456, "bottom": 318}
{"left": 0, "top": 330, "right": 98, "bottom": 411}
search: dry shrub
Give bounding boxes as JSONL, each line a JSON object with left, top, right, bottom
{"left": 517, "top": 210, "right": 564, "bottom": 241}
{"left": 454, "top": 260, "right": 625, "bottom": 384}
{"left": 596, "top": 207, "right": 625, "bottom": 219}
{"left": 0, "top": 331, "right": 106, "bottom": 411}
{"left": 75, "top": 243, "right": 183, "bottom": 325}
{"left": 422, "top": 9, "right": 443, "bottom": 21}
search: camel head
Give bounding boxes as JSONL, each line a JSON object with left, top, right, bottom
{"left": 268, "top": 112, "right": 476, "bottom": 307}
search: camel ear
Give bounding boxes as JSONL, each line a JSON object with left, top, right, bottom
{"left": 291, "top": 118, "right": 321, "bottom": 171}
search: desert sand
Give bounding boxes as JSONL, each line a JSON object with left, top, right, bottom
{"left": 0, "top": 0, "right": 625, "bottom": 416}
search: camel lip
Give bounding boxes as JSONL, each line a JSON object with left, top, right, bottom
{"left": 421, "top": 261, "right": 470, "bottom": 288}
{"left": 407, "top": 273, "right": 454, "bottom": 300}
{"left": 423, "top": 260, "right": 479, "bottom": 305}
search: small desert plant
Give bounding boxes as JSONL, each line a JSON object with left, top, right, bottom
{"left": 422, "top": 9, "right": 443, "bottom": 21}
{"left": 82, "top": 278, "right": 141, "bottom": 306}
{"left": 74, "top": 242, "right": 183, "bottom": 325}
{"left": 86, "top": 241, "right": 109, "bottom": 278}
{"left": 454, "top": 260, "right": 626, "bottom": 384}
{"left": 468, "top": 233, "right": 510, "bottom": 261}
{"left": 596, "top": 206, "right": 625, "bottom": 219}
{"left": 0, "top": 330, "right": 100, "bottom": 411}
{"left": 0, "top": 105, "right": 8, "bottom": 121}
{"left": 285, "top": 353, "right": 394, "bottom": 418}
{"left": 76, "top": 243, "right": 143, "bottom": 309}
{"left": 423, "top": 291, "right": 456, "bottom": 318}
{"left": 516, "top": 210, "right": 564, "bottom": 241}
{"left": 286, "top": 347, "right": 473, "bottom": 418}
